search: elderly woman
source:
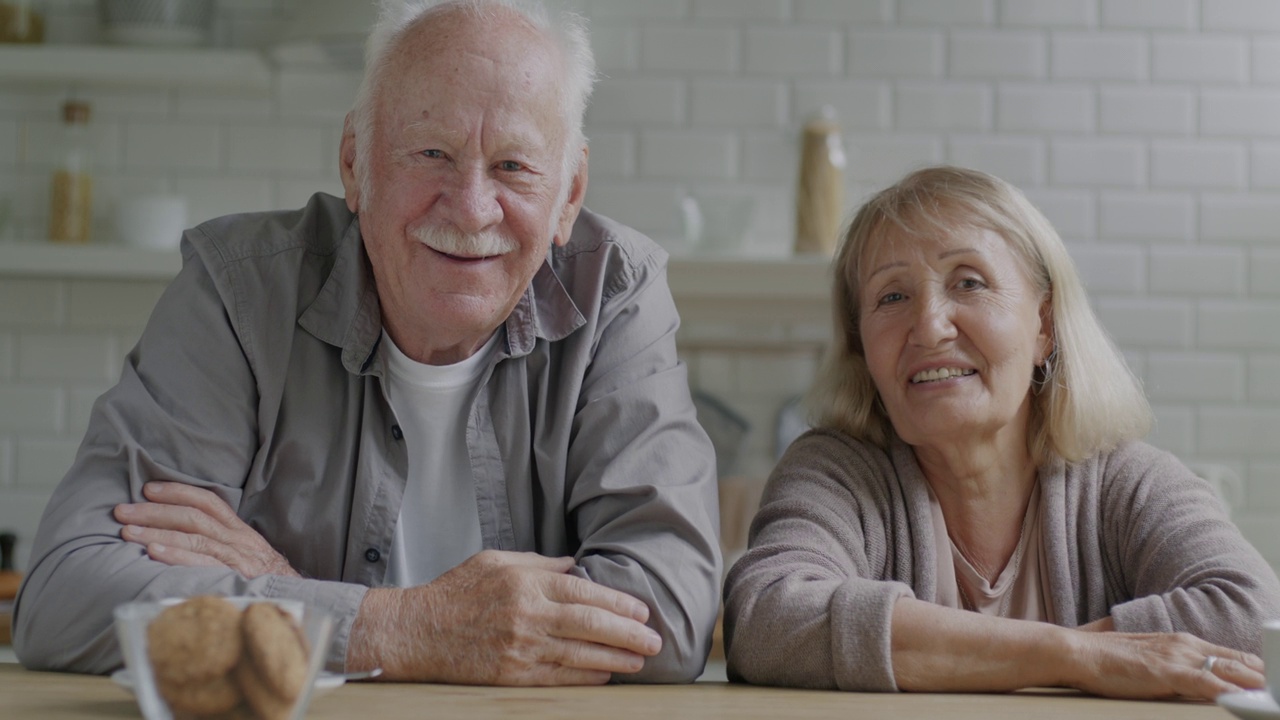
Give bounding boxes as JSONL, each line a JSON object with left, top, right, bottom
{"left": 723, "top": 166, "right": 1280, "bottom": 700}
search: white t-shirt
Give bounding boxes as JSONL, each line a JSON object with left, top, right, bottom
{"left": 382, "top": 330, "right": 498, "bottom": 586}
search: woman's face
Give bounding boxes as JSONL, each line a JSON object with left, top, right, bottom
{"left": 857, "top": 224, "right": 1052, "bottom": 451}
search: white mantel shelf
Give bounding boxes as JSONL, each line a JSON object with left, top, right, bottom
{"left": 0, "top": 44, "right": 271, "bottom": 92}
{"left": 0, "top": 242, "right": 833, "bottom": 301}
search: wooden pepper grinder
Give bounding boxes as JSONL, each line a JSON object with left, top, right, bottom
{"left": 0, "top": 531, "right": 18, "bottom": 646}
{"left": 794, "top": 106, "right": 846, "bottom": 256}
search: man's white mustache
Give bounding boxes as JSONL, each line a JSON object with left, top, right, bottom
{"left": 413, "top": 226, "right": 518, "bottom": 258}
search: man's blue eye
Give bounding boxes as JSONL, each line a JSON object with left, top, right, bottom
{"left": 422, "top": 149, "right": 444, "bottom": 159}
{"left": 499, "top": 160, "right": 523, "bottom": 171}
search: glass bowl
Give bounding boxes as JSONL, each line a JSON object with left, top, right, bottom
{"left": 113, "top": 596, "right": 334, "bottom": 720}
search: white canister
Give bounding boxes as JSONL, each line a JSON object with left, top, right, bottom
{"left": 114, "top": 194, "right": 188, "bottom": 250}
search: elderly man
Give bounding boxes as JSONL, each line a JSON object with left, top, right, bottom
{"left": 13, "top": 0, "right": 721, "bottom": 685}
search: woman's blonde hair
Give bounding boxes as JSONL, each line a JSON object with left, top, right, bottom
{"left": 809, "top": 165, "right": 1151, "bottom": 465}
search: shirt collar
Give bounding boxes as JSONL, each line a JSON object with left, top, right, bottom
{"left": 299, "top": 214, "right": 586, "bottom": 374}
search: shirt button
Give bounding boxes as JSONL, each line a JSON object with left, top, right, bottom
{"left": 365, "top": 548, "right": 381, "bottom": 563}
{"left": 391, "top": 425, "right": 403, "bottom": 440}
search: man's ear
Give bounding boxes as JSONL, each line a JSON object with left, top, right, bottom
{"left": 552, "top": 146, "right": 589, "bottom": 248}
{"left": 339, "top": 113, "right": 360, "bottom": 213}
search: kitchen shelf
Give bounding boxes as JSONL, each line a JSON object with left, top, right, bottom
{"left": 0, "top": 44, "right": 271, "bottom": 92}
{"left": 0, "top": 241, "right": 181, "bottom": 279}
{"left": 0, "top": 242, "right": 833, "bottom": 300}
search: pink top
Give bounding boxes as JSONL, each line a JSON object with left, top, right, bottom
{"left": 927, "top": 481, "right": 1053, "bottom": 623}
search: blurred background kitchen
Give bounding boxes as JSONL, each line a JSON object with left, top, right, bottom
{"left": 2, "top": 0, "right": 1280, "bottom": 594}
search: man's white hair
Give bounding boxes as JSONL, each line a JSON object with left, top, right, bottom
{"left": 350, "top": 0, "right": 596, "bottom": 205}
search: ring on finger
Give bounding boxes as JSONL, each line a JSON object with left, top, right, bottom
{"left": 1201, "top": 655, "right": 1218, "bottom": 673}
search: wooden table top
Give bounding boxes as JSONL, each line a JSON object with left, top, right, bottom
{"left": 0, "top": 662, "right": 1239, "bottom": 720}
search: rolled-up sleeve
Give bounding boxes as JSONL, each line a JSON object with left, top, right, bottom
{"left": 565, "top": 250, "right": 722, "bottom": 683}
{"left": 12, "top": 240, "right": 367, "bottom": 674}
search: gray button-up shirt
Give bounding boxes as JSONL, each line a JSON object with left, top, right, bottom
{"left": 13, "top": 193, "right": 722, "bottom": 682}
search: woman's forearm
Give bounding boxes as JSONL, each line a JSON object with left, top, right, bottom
{"left": 889, "top": 597, "right": 1077, "bottom": 692}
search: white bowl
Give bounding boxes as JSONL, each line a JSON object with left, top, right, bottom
{"left": 112, "top": 596, "right": 335, "bottom": 720}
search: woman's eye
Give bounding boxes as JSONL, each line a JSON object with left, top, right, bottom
{"left": 958, "top": 277, "right": 984, "bottom": 290}
{"left": 422, "top": 149, "right": 444, "bottom": 159}
{"left": 877, "top": 292, "right": 904, "bottom": 306}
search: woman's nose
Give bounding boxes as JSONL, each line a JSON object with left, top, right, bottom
{"left": 439, "top": 170, "right": 502, "bottom": 234}
{"left": 909, "top": 296, "right": 957, "bottom": 347}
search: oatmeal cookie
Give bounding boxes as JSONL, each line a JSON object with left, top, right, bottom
{"left": 240, "top": 602, "right": 309, "bottom": 700}
{"left": 147, "top": 596, "right": 242, "bottom": 686}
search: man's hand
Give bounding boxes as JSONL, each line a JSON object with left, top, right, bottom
{"left": 114, "top": 481, "right": 301, "bottom": 578}
{"left": 348, "top": 550, "right": 662, "bottom": 685}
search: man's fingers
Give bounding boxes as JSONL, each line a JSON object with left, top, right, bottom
{"left": 115, "top": 502, "right": 232, "bottom": 545}
{"left": 143, "top": 482, "right": 241, "bottom": 525}
{"left": 143, "top": 541, "right": 225, "bottom": 569}
{"left": 549, "top": 604, "right": 661, "bottom": 657}
{"left": 539, "top": 637, "right": 647, "bottom": 675}
{"left": 544, "top": 573, "right": 650, "bottom": 624}
{"left": 485, "top": 550, "right": 576, "bottom": 573}
{"left": 526, "top": 663, "right": 612, "bottom": 686}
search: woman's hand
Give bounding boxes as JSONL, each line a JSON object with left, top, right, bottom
{"left": 1062, "top": 629, "right": 1264, "bottom": 701}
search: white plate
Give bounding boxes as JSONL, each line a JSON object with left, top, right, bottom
{"left": 111, "top": 668, "right": 345, "bottom": 694}
{"left": 1218, "top": 690, "right": 1280, "bottom": 720}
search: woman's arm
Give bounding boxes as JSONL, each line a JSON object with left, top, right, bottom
{"left": 890, "top": 597, "right": 1262, "bottom": 699}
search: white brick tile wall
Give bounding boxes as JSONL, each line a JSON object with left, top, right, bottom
{"left": 692, "top": 0, "right": 789, "bottom": 20}
{"left": 1052, "top": 33, "right": 1146, "bottom": 80}
{"left": 1201, "top": 195, "right": 1280, "bottom": 242}
{"left": 899, "top": 85, "right": 993, "bottom": 131}
{"left": 1003, "top": 0, "right": 1096, "bottom": 27}
{"left": 589, "top": 0, "right": 690, "bottom": 19}
{"left": 66, "top": 281, "right": 167, "bottom": 329}
{"left": 1051, "top": 139, "right": 1146, "bottom": 187}
{"left": 1246, "top": 463, "right": 1280, "bottom": 512}
{"left": 15, "top": 438, "right": 80, "bottom": 487}
{"left": 1203, "top": 0, "right": 1280, "bottom": 32}
{"left": 590, "top": 25, "right": 640, "bottom": 72}
{"left": 1150, "top": 247, "right": 1246, "bottom": 296}
{"left": 1249, "top": 143, "right": 1280, "bottom": 189}
{"left": 1248, "top": 250, "right": 1280, "bottom": 295}
{"left": 1202, "top": 90, "right": 1280, "bottom": 138}
{"left": 900, "top": 0, "right": 995, "bottom": 25}
{"left": 1094, "top": 298, "right": 1193, "bottom": 347}
{"left": 1200, "top": 302, "right": 1280, "bottom": 349}
{"left": 0, "top": 119, "right": 16, "bottom": 166}
{"left": 641, "top": 27, "right": 738, "bottom": 73}
{"left": 950, "top": 32, "right": 1047, "bottom": 79}
{"left": 1099, "top": 87, "right": 1195, "bottom": 135}
{"left": 174, "top": 89, "right": 273, "bottom": 120}
{"left": 844, "top": 134, "right": 945, "bottom": 185}
{"left": 1100, "top": 192, "right": 1195, "bottom": 241}
{"left": 639, "top": 130, "right": 737, "bottom": 180}
{"left": 948, "top": 135, "right": 1044, "bottom": 184}
{"left": 1247, "top": 356, "right": 1280, "bottom": 402}
{"left": 1023, "top": 189, "right": 1095, "bottom": 239}
{"left": 0, "top": 335, "right": 12, "bottom": 380}
{"left": 584, "top": 182, "right": 685, "bottom": 237}
{"left": 22, "top": 118, "right": 124, "bottom": 170}
{"left": 1153, "top": 36, "right": 1249, "bottom": 85}
{"left": 0, "top": 439, "right": 9, "bottom": 487}
{"left": 1069, "top": 245, "right": 1145, "bottom": 294}
{"left": 123, "top": 123, "right": 221, "bottom": 171}
{"left": 17, "top": 333, "right": 114, "bottom": 382}
{"left": 276, "top": 179, "right": 345, "bottom": 212}
{"left": 276, "top": 70, "right": 361, "bottom": 120}
{"left": 744, "top": 27, "right": 843, "bottom": 77}
{"left": 1147, "top": 353, "right": 1244, "bottom": 402}
{"left": 997, "top": 84, "right": 1095, "bottom": 133}
{"left": 173, "top": 176, "right": 276, "bottom": 226}
{"left": 1148, "top": 404, "right": 1194, "bottom": 457}
{"left": 741, "top": 131, "right": 798, "bottom": 183}
{"left": 76, "top": 89, "right": 170, "bottom": 120}
{"left": 584, "top": 131, "right": 635, "bottom": 179}
{"left": 1151, "top": 141, "right": 1246, "bottom": 188}
{"left": 848, "top": 30, "right": 944, "bottom": 78}
{"left": 1101, "top": 0, "right": 1196, "bottom": 30}
{"left": 691, "top": 80, "right": 787, "bottom": 128}
{"left": 0, "top": 280, "right": 62, "bottom": 326}
{"left": 1200, "top": 408, "right": 1280, "bottom": 456}
{"left": 795, "top": 0, "right": 892, "bottom": 23}
{"left": 588, "top": 79, "right": 685, "bottom": 126}
{"left": 66, "top": 386, "right": 109, "bottom": 439}
{"left": 226, "top": 125, "right": 326, "bottom": 175}
{"left": 0, "top": 387, "right": 62, "bottom": 434}
{"left": 794, "top": 81, "right": 890, "bottom": 130}
{"left": 1253, "top": 39, "right": 1280, "bottom": 85}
